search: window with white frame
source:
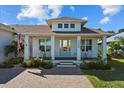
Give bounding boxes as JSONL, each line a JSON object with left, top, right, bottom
{"left": 39, "top": 38, "right": 51, "bottom": 52}
{"left": 64, "top": 24, "right": 69, "bottom": 28}
{"left": 70, "top": 24, "right": 75, "bottom": 28}
{"left": 58, "top": 24, "right": 62, "bottom": 28}
{"left": 86, "top": 39, "right": 92, "bottom": 51}
{"left": 81, "top": 39, "right": 92, "bottom": 52}
{"left": 81, "top": 39, "right": 85, "bottom": 51}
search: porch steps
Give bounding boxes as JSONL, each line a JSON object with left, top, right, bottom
{"left": 56, "top": 62, "right": 77, "bottom": 67}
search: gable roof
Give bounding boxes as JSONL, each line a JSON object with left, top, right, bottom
{"left": 48, "top": 17, "right": 82, "bottom": 21}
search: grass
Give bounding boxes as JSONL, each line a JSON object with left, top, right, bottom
{"left": 83, "top": 58, "right": 124, "bottom": 88}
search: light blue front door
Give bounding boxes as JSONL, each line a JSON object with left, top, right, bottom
{"left": 59, "top": 39, "right": 71, "bottom": 57}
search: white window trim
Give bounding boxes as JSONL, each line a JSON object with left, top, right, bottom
{"left": 81, "top": 39, "right": 92, "bottom": 52}
{"left": 39, "top": 38, "right": 51, "bottom": 52}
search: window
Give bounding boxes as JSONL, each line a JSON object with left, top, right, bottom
{"left": 58, "top": 24, "right": 62, "bottom": 28}
{"left": 39, "top": 39, "right": 45, "bottom": 51}
{"left": 86, "top": 39, "right": 92, "bottom": 51}
{"left": 70, "top": 24, "right": 75, "bottom": 28}
{"left": 81, "top": 39, "right": 92, "bottom": 52}
{"left": 46, "top": 39, "right": 51, "bottom": 51}
{"left": 39, "top": 38, "right": 51, "bottom": 52}
{"left": 81, "top": 40, "right": 85, "bottom": 51}
{"left": 64, "top": 24, "right": 69, "bottom": 28}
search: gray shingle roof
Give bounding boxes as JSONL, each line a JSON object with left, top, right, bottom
{"left": 11, "top": 25, "right": 108, "bottom": 35}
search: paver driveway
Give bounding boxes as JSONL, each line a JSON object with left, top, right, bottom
{"left": 0, "top": 67, "right": 93, "bottom": 88}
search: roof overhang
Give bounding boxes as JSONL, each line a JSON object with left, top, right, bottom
{"left": 21, "top": 32, "right": 106, "bottom": 38}
{"left": 0, "top": 24, "right": 16, "bottom": 33}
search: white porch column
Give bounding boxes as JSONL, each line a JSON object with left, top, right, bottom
{"left": 102, "top": 36, "right": 107, "bottom": 62}
{"left": 24, "top": 34, "right": 30, "bottom": 60}
{"left": 77, "top": 36, "right": 81, "bottom": 60}
{"left": 51, "top": 36, "right": 55, "bottom": 60}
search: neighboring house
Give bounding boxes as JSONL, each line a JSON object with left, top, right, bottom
{"left": 11, "top": 17, "right": 109, "bottom": 65}
{"left": 0, "top": 23, "right": 15, "bottom": 63}
{"left": 107, "top": 32, "right": 124, "bottom": 43}
{"left": 98, "top": 32, "right": 124, "bottom": 49}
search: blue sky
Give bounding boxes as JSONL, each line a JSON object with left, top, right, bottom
{"left": 0, "top": 5, "right": 124, "bottom": 32}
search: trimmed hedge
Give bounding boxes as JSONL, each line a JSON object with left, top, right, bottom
{"left": 80, "top": 59, "right": 111, "bottom": 70}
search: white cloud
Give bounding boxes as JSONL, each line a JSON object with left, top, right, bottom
{"left": 82, "top": 17, "right": 88, "bottom": 21}
{"left": 100, "top": 5, "right": 122, "bottom": 25}
{"left": 2, "top": 22, "right": 8, "bottom": 25}
{"left": 100, "top": 17, "right": 110, "bottom": 24}
{"left": 48, "top": 5, "right": 63, "bottom": 18}
{"left": 17, "top": 5, "right": 63, "bottom": 24}
{"left": 101, "top": 5, "right": 122, "bottom": 16}
{"left": 70, "top": 6, "right": 75, "bottom": 12}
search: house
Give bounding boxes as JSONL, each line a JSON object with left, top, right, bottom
{"left": 107, "top": 32, "right": 124, "bottom": 43}
{"left": 11, "top": 17, "right": 110, "bottom": 65}
{"left": 98, "top": 32, "right": 124, "bottom": 50}
{"left": 0, "top": 23, "right": 15, "bottom": 63}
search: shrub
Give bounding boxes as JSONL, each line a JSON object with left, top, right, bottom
{"left": 22, "top": 60, "right": 32, "bottom": 68}
{"left": 40, "top": 60, "right": 53, "bottom": 69}
{"left": 0, "top": 63, "right": 13, "bottom": 68}
{"left": 98, "top": 48, "right": 102, "bottom": 58}
{"left": 80, "top": 59, "right": 111, "bottom": 70}
{"left": 22, "top": 58, "right": 53, "bottom": 69}
{"left": 30, "top": 58, "right": 42, "bottom": 67}
{"left": 22, "top": 62, "right": 27, "bottom": 67}
{"left": 107, "top": 54, "right": 112, "bottom": 61}
{"left": 22, "top": 58, "right": 42, "bottom": 68}
{"left": 4, "top": 58, "right": 23, "bottom": 65}
{"left": 80, "top": 62, "right": 90, "bottom": 70}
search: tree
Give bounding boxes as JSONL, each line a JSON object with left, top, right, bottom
{"left": 118, "top": 37, "right": 124, "bottom": 57}
{"left": 4, "top": 40, "right": 24, "bottom": 57}
{"left": 107, "top": 30, "right": 115, "bottom": 34}
{"left": 106, "top": 30, "right": 115, "bottom": 37}
{"left": 118, "top": 28, "right": 124, "bottom": 33}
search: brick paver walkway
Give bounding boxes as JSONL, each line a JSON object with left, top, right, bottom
{"left": 0, "top": 67, "right": 93, "bottom": 88}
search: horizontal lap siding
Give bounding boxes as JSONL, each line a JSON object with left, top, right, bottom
{"left": 52, "top": 22, "right": 81, "bottom": 32}
{"left": 32, "top": 37, "right": 98, "bottom": 58}
{"left": 0, "top": 30, "right": 13, "bottom": 63}
{"left": 81, "top": 38, "right": 98, "bottom": 58}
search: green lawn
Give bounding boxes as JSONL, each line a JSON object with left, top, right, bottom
{"left": 83, "top": 58, "right": 124, "bottom": 88}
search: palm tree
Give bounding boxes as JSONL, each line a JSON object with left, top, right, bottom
{"left": 108, "top": 37, "right": 124, "bottom": 58}
{"left": 118, "top": 37, "right": 124, "bottom": 58}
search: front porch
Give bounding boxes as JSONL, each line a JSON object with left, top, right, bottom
{"left": 23, "top": 34, "right": 107, "bottom": 64}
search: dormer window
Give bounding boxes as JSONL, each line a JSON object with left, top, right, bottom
{"left": 58, "top": 24, "right": 62, "bottom": 28}
{"left": 64, "top": 24, "right": 69, "bottom": 28}
{"left": 70, "top": 24, "right": 75, "bottom": 28}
